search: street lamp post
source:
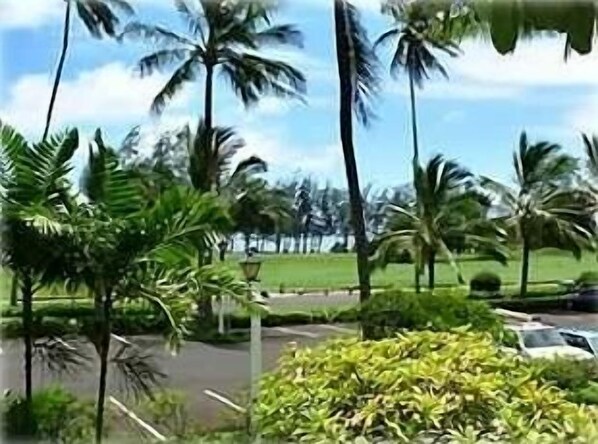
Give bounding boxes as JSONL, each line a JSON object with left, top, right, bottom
{"left": 239, "top": 254, "right": 263, "bottom": 439}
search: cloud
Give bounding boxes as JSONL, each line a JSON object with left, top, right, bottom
{"left": 386, "top": 38, "right": 598, "bottom": 102}
{"left": 241, "top": 128, "right": 343, "bottom": 177}
{"left": 0, "top": 62, "right": 190, "bottom": 134}
{"left": 0, "top": 0, "right": 167, "bottom": 29}
{"left": 567, "top": 93, "right": 598, "bottom": 133}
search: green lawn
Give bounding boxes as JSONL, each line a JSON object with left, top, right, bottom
{"left": 225, "top": 250, "right": 596, "bottom": 291}
{"left": 2, "top": 251, "right": 595, "bottom": 299}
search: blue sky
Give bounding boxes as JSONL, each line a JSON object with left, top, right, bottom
{"left": 1, "top": 0, "right": 597, "bottom": 188}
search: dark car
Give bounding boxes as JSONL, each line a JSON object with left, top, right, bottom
{"left": 571, "top": 288, "right": 598, "bottom": 313}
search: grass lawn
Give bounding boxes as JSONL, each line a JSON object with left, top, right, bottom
{"left": 225, "top": 250, "right": 596, "bottom": 291}
{"left": 2, "top": 250, "right": 595, "bottom": 301}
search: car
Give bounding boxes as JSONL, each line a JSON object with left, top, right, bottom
{"left": 559, "top": 328, "right": 598, "bottom": 358}
{"left": 571, "top": 288, "right": 598, "bottom": 313}
{"left": 506, "top": 322, "right": 594, "bottom": 360}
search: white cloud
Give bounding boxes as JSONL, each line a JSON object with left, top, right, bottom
{"left": 0, "top": 0, "right": 63, "bottom": 29}
{"left": 0, "top": 0, "right": 167, "bottom": 29}
{"left": 0, "top": 62, "right": 190, "bottom": 134}
{"left": 386, "top": 39, "right": 598, "bottom": 101}
{"left": 241, "top": 128, "right": 342, "bottom": 177}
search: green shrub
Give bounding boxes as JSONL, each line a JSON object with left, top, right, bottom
{"left": 470, "top": 271, "right": 501, "bottom": 296}
{"left": 2, "top": 386, "right": 95, "bottom": 443}
{"left": 360, "top": 289, "right": 507, "bottom": 341}
{"left": 255, "top": 330, "right": 598, "bottom": 442}
{"left": 535, "top": 358, "right": 598, "bottom": 405}
{"left": 139, "top": 390, "right": 196, "bottom": 438}
{"left": 577, "top": 271, "right": 598, "bottom": 289}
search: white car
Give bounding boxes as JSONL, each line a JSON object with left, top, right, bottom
{"left": 559, "top": 329, "right": 598, "bottom": 358}
{"left": 506, "top": 322, "right": 594, "bottom": 360}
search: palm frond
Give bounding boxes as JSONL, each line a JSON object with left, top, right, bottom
{"left": 582, "top": 132, "right": 598, "bottom": 178}
{"left": 75, "top": 0, "right": 133, "bottom": 38}
{"left": 120, "top": 21, "right": 195, "bottom": 46}
{"left": 151, "top": 57, "right": 201, "bottom": 115}
{"left": 336, "top": 0, "right": 381, "bottom": 126}
{"left": 220, "top": 51, "right": 306, "bottom": 106}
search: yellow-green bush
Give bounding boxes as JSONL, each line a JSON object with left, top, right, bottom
{"left": 255, "top": 330, "right": 598, "bottom": 443}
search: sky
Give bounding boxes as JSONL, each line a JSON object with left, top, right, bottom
{"left": 1, "top": 0, "right": 598, "bottom": 189}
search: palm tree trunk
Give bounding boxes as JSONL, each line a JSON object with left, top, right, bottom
{"left": 414, "top": 264, "right": 421, "bottom": 294}
{"left": 428, "top": 252, "right": 436, "bottom": 290}
{"left": 192, "top": 64, "right": 216, "bottom": 323}
{"left": 334, "top": 0, "right": 371, "bottom": 308}
{"left": 409, "top": 71, "right": 420, "bottom": 172}
{"left": 244, "top": 233, "right": 251, "bottom": 253}
{"left": 21, "top": 273, "right": 33, "bottom": 431}
{"left": 302, "top": 232, "right": 308, "bottom": 254}
{"left": 43, "top": 0, "right": 72, "bottom": 141}
{"left": 95, "top": 290, "right": 112, "bottom": 444}
{"left": 275, "top": 231, "right": 282, "bottom": 253}
{"left": 10, "top": 274, "right": 18, "bottom": 306}
{"left": 520, "top": 237, "right": 531, "bottom": 298}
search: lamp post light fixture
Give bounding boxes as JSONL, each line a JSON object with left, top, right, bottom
{"left": 239, "top": 253, "right": 264, "bottom": 440}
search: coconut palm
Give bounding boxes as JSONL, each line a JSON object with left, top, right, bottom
{"left": 372, "top": 155, "right": 507, "bottom": 291}
{"left": 122, "top": 0, "right": 305, "bottom": 133}
{"left": 43, "top": 0, "right": 133, "bottom": 140}
{"left": 482, "top": 132, "right": 595, "bottom": 298}
{"left": 0, "top": 122, "right": 79, "bottom": 430}
{"left": 376, "top": 2, "right": 459, "bottom": 176}
{"left": 582, "top": 133, "right": 598, "bottom": 183}
{"left": 333, "top": 0, "right": 380, "bottom": 307}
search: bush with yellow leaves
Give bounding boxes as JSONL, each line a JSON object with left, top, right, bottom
{"left": 255, "top": 329, "right": 598, "bottom": 443}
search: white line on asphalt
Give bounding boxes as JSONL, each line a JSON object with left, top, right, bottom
{"left": 317, "top": 324, "right": 356, "bottom": 335}
{"left": 204, "top": 389, "right": 246, "bottom": 413}
{"left": 271, "top": 326, "right": 320, "bottom": 338}
{"left": 109, "top": 396, "right": 167, "bottom": 442}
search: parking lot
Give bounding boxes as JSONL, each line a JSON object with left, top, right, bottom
{"left": 0, "top": 323, "right": 357, "bottom": 429}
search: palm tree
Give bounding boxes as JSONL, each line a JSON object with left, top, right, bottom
{"left": 372, "top": 155, "right": 507, "bottom": 291}
{"left": 43, "top": 0, "right": 133, "bottom": 140}
{"left": 376, "top": 2, "right": 459, "bottom": 176}
{"left": 482, "top": 132, "right": 595, "bottom": 298}
{"left": 0, "top": 122, "right": 79, "bottom": 431}
{"left": 122, "top": 0, "right": 305, "bottom": 133}
{"left": 333, "top": 0, "right": 380, "bottom": 307}
{"left": 53, "top": 131, "right": 241, "bottom": 443}
{"left": 582, "top": 133, "right": 598, "bottom": 183}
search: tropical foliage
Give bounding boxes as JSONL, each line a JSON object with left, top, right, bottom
{"left": 481, "top": 132, "right": 596, "bottom": 297}
{"left": 256, "top": 330, "right": 598, "bottom": 442}
{"left": 371, "top": 155, "right": 506, "bottom": 291}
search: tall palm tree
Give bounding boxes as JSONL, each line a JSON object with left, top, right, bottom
{"left": 122, "top": 0, "right": 305, "bottom": 133}
{"left": 333, "top": 0, "right": 380, "bottom": 307}
{"left": 582, "top": 133, "right": 598, "bottom": 183}
{"left": 43, "top": 0, "right": 133, "bottom": 140}
{"left": 482, "top": 132, "right": 595, "bottom": 298}
{"left": 0, "top": 122, "right": 79, "bottom": 431}
{"left": 372, "top": 155, "right": 507, "bottom": 291}
{"left": 376, "top": 2, "right": 459, "bottom": 176}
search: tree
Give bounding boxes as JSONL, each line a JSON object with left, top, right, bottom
{"left": 333, "top": 0, "right": 380, "bottom": 308}
{"left": 122, "top": 0, "right": 305, "bottom": 133}
{"left": 0, "top": 122, "right": 79, "bottom": 432}
{"left": 482, "top": 132, "right": 595, "bottom": 298}
{"left": 44, "top": 0, "right": 133, "bottom": 140}
{"left": 371, "top": 155, "right": 506, "bottom": 291}
{"left": 51, "top": 131, "right": 240, "bottom": 443}
{"left": 376, "top": 2, "right": 459, "bottom": 179}
{"left": 471, "top": 0, "right": 598, "bottom": 56}
{"left": 582, "top": 133, "right": 598, "bottom": 184}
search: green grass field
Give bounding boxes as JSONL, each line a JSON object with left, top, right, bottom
{"left": 2, "top": 251, "right": 596, "bottom": 300}
{"left": 225, "top": 250, "right": 596, "bottom": 291}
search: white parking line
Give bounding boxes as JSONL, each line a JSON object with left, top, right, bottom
{"left": 317, "top": 324, "right": 356, "bottom": 335}
{"left": 270, "top": 326, "right": 320, "bottom": 338}
{"left": 203, "top": 389, "right": 246, "bottom": 413}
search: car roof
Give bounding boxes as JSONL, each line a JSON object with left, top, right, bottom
{"left": 559, "top": 328, "right": 598, "bottom": 338}
{"left": 507, "top": 322, "right": 555, "bottom": 332}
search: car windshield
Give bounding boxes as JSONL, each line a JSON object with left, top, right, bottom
{"left": 522, "top": 329, "right": 567, "bottom": 348}
{"left": 589, "top": 337, "right": 598, "bottom": 353}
